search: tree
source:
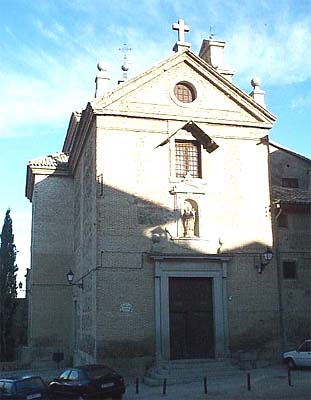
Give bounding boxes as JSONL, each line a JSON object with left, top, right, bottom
{"left": 0, "top": 209, "right": 18, "bottom": 360}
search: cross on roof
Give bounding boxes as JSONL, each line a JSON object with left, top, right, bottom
{"left": 172, "top": 19, "right": 189, "bottom": 44}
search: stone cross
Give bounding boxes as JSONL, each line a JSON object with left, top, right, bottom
{"left": 172, "top": 19, "right": 189, "bottom": 44}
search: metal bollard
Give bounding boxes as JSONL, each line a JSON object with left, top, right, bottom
{"left": 135, "top": 376, "right": 139, "bottom": 394}
{"left": 287, "top": 368, "right": 292, "bottom": 387}
{"left": 204, "top": 376, "right": 207, "bottom": 394}
{"left": 162, "top": 378, "right": 167, "bottom": 395}
{"left": 247, "top": 372, "right": 251, "bottom": 391}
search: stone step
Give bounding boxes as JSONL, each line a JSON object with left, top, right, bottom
{"left": 161, "top": 359, "right": 232, "bottom": 370}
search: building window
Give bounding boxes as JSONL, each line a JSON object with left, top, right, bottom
{"left": 174, "top": 82, "right": 196, "bottom": 103}
{"left": 278, "top": 213, "right": 288, "bottom": 228}
{"left": 282, "top": 178, "right": 299, "bottom": 188}
{"left": 283, "top": 261, "right": 297, "bottom": 280}
{"left": 175, "top": 140, "right": 201, "bottom": 178}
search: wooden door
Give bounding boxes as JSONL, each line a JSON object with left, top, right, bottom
{"left": 169, "top": 277, "right": 214, "bottom": 359}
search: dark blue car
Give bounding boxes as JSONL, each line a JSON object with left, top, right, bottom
{"left": 0, "top": 375, "right": 49, "bottom": 400}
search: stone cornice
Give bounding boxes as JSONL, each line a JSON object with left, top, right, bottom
{"left": 63, "top": 103, "right": 95, "bottom": 174}
{"left": 148, "top": 253, "right": 231, "bottom": 261}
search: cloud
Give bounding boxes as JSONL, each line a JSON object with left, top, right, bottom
{"left": 0, "top": 9, "right": 173, "bottom": 138}
{"left": 1, "top": 0, "right": 311, "bottom": 139}
{"left": 224, "top": 12, "right": 311, "bottom": 86}
{"left": 290, "top": 92, "right": 311, "bottom": 109}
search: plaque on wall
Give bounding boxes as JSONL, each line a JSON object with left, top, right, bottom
{"left": 120, "top": 303, "right": 133, "bottom": 313}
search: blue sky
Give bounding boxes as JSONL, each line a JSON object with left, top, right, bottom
{"left": 1, "top": 0, "right": 311, "bottom": 292}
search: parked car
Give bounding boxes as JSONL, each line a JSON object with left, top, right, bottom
{"left": 48, "top": 364, "right": 125, "bottom": 399}
{"left": 283, "top": 339, "right": 311, "bottom": 368}
{"left": 0, "top": 375, "right": 50, "bottom": 400}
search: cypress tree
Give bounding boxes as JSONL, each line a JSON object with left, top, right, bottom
{"left": 0, "top": 209, "right": 18, "bottom": 360}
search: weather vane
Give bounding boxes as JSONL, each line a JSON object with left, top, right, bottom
{"left": 209, "top": 25, "right": 216, "bottom": 39}
{"left": 118, "top": 43, "right": 132, "bottom": 81}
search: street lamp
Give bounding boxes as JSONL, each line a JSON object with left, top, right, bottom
{"left": 256, "top": 247, "right": 273, "bottom": 273}
{"left": 66, "top": 269, "right": 83, "bottom": 289}
{"left": 262, "top": 247, "right": 273, "bottom": 265}
{"left": 254, "top": 247, "right": 273, "bottom": 274}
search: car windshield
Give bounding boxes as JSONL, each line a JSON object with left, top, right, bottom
{"left": 16, "top": 378, "right": 46, "bottom": 393}
{"left": 86, "top": 367, "right": 114, "bottom": 379}
{"left": 298, "top": 341, "right": 311, "bottom": 352}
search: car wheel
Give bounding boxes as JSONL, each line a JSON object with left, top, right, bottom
{"left": 286, "top": 358, "right": 296, "bottom": 369}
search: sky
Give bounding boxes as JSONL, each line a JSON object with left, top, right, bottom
{"left": 1, "top": 0, "right": 311, "bottom": 294}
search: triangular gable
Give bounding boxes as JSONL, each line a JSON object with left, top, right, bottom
{"left": 92, "top": 49, "right": 276, "bottom": 127}
{"left": 270, "top": 141, "right": 311, "bottom": 163}
{"left": 156, "top": 121, "right": 219, "bottom": 153}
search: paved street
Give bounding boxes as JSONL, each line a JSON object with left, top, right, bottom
{"left": 122, "top": 366, "right": 311, "bottom": 400}
{"left": 1, "top": 364, "right": 310, "bottom": 399}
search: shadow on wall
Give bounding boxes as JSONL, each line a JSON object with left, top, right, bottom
{"left": 25, "top": 160, "right": 311, "bottom": 368}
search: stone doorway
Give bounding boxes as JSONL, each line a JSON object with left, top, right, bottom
{"left": 169, "top": 277, "right": 214, "bottom": 359}
{"left": 152, "top": 255, "right": 229, "bottom": 363}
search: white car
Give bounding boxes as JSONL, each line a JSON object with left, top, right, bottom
{"left": 283, "top": 339, "right": 311, "bottom": 368}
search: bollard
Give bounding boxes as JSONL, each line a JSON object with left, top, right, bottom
{"left": 247, "top": 372, "right": 251, "bottom": 391}
{"left": 204, "top": 376, "right": 207, "bottom": 394}
{"left": 135, "top": 376, "right": 139, "bottom": 394}
{"left": 162, "top": 378, "right": 167, "bottom": 395}
{"left": 287, "top": 368, "right": 292, "bottom": 387}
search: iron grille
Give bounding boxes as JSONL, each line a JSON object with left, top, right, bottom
{"left": 175, "top": 140, "right": 201, "bottom": 178}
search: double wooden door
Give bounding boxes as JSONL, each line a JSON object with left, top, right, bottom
{"left": 169, "top": 277, "right": 214, "bottom": 359}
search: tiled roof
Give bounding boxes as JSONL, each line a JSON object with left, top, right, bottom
{"left": 272, "top": 185, "right": 311, "bottom": 204}
{"left": 28, "top": 152, "right": 69, "bottom": 169}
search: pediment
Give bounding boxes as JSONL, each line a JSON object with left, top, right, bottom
{"left": 92, "top": 50, "right": 276, "bottom": 128}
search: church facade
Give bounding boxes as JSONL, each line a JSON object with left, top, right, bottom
{"left": 25, "top": 21, "right": 311, "bottom": 372}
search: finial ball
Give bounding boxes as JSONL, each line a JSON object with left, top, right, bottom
{"left": 251, "top": 77, "right": 261, "bottom": 88}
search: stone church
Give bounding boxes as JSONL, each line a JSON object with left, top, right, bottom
{"left": 25, "top": 20, "right": 311, "bottom": 373}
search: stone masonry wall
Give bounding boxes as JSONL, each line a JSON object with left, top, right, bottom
{"left": 30, "top": 173, "right": 74, "bottom": 366}
{"left": 94, "top": 112, "right": 278, "bottom": 367}
{"left": 73, "top": 125, "right": 97, "bottom": 364}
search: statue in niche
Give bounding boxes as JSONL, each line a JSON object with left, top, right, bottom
{"left": 182, "top": 203, "right": 196, "bottom": 237}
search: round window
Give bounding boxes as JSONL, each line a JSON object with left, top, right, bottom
{"left": 174, "top": 82, "right": 196, "bottom": 103}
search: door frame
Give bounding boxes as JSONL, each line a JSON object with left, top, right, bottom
{"left": 152, "top": 255, "right": 230, "bottom": 363}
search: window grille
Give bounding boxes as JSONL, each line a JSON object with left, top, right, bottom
{"left": 175, "top": 140, "right": 201, "bottom": 178}
{"left": 174, "top": 83, "right": 196, "bottom": 103}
